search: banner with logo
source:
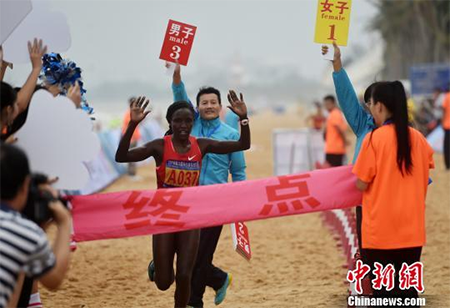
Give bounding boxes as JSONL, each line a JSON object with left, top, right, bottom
{"left": 71, "top": 165, "right": 361, "bottom": 242}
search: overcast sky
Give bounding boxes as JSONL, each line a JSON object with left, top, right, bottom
{"left": 6, "top": 0, "right": 379, "bottom": 89}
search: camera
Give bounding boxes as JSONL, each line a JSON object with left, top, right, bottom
{"left": 22, "top": 173, "right": 67, "bottom": 225}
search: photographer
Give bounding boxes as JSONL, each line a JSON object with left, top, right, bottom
{"left": 0, "top": 144, "right": 71, "bottom": 308}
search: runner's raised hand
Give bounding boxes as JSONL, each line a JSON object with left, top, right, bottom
{"left": 130, "top": 96, "right": 151, "bottom": 124}
{"left": 227, "top": 90, "right": 247, "bottom": 119}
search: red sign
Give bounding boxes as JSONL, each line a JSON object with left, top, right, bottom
{"left": 231, "top": 222, "right": 252, "bottom": 260}
{"left": 159, "top": 19, "right": 197, "bottom": 66}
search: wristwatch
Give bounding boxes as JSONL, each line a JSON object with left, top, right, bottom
{"left": 240, "top": 118, "right": 249, "bottom": 126}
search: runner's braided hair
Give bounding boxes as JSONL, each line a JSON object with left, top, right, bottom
{"left": 165, "top": 101, "right": 196, "bottom": 136}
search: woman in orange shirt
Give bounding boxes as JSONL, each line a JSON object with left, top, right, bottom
{"left": 353, "top": 81, "right": 434, "bottom": 300}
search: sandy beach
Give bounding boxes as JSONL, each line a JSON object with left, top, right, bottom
{"left": 41, "top": 109, "right": 450, "bottom": 308}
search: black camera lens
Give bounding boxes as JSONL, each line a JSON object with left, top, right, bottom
{"left": 22, "top": 173, "right": 56, "bottom": 225}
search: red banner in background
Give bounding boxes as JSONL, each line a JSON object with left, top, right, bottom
{"left": 71, "top": 165, "right": 362, "bottom": 242}
{"left": 159, "top": 19, "right": 197, "bottom": 66}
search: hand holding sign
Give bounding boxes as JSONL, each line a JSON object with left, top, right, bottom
{"left": 173, "top": 61, "right": 181, "bottom": 76}
{"left": 160, "top": 20, "right": 197, "bottom": 66}
{"left": 321, "top": 41, "right": 343, "bottom": 71}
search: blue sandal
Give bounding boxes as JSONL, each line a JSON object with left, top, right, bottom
{"left": 148, "top": 260, "right": 155, "bottom": 282}
{"left": 215, "top": 273, "right": 232, "bottom": 305}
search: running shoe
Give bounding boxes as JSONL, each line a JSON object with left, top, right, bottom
{"left": 148, "top": 260, "right": 155, "bottom": 282}
{"left": 214, "top": 273, "right": 232, "bottom": 305}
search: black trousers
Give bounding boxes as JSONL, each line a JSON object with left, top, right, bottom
{"left": 189, "top": 225, "right": 227, "bottom": 307}
{"left": 325, "top": 153, "right": 344, "bottom": 167}
{"left": 17, "top": 277, "right": 33, "bottom": 307}
{"left": 364, "top": 246, "right": 422, "bottom": 303}
{"left": 444, "top": 129, "right": 450, "bottom": 170}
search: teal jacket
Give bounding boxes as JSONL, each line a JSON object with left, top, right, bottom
{"left": 224, "top": 110, "right": 240, "bottom": 131}
{"left": 332, "top": 68, "right": 376, "bottom": 162}
{"left": 172, "top": 81, "right": 247, "bottom": 185}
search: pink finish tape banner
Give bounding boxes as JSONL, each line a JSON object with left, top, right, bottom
{"left": 71, "top": 165, "right": 362, "bottom": 242}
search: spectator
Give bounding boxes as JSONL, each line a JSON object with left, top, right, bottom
{"left": 0, "top": 144, "right": 72, "bottom": 308}
{"left": 307, "top": 101, "right": 326, "bottom": 131}
{"left": 0, "top": 39, "right": 68, "bottom": 144}
{"left": 323, "top": 94, "right": 348, "bottom": 167}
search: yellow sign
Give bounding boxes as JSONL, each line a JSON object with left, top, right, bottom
{"left": 314, "top": 0, "right": 352, "bottom": 46}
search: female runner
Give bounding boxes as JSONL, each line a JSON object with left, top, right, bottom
{"left": 115, "top": 91, "right": 250, "bottom": 308}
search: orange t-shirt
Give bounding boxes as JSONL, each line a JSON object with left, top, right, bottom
{"left": 442, "top": 92, "right": 450, "bottom": 129}
{"left": 325, "top": 108, "right": 347, "bottom": 154}
{"left": 353, "top": 125, "right": 434, "bottom": 249}
{"left": 122, "top": 111, "right": 141, "bottom": 143}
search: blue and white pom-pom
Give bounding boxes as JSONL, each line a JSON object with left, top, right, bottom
{"left": 41, "top": 53, "right": 94, "bottom": 117}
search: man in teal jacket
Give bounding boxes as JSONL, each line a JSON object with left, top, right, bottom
{"left": 171, "top": 63, "right": 246, "bottom": 308}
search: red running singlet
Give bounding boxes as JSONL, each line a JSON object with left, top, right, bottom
{"left": 156, "top": 135, "right": 202, "bottom": 189}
